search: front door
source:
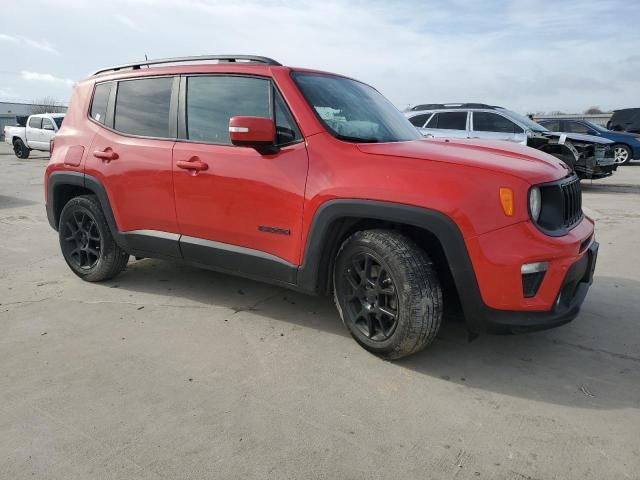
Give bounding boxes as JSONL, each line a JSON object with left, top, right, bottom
{"left": 172, "top": 75, "right": 308, "bottom": 280}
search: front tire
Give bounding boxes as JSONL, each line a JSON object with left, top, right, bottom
{"left": 58, "top": 195, "right": 129, "bottom": 282}
{"left": 13, "top": 139, "right": 30, "bottom": 159}
{"left": 613, "top": 144, "right": 632, "bottom": 165}
{"left": 333, "top": 229, "right": 442, "bottom": 359}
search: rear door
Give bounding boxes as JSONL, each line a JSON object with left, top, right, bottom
{"left": 172, "top": 74, "right": 308, "bottom": 277}
{"left": 421, "top": 111, "right": 469, "bottom": 139}
{"left": 471, "top": 111, "right": 527, "bottom": 144}
{"left": 85, "top": 76, "right": 180, "bottom": 254}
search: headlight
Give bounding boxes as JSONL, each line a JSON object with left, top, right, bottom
{"left": 529, "top": 186, "right": 541, "bottom": 222}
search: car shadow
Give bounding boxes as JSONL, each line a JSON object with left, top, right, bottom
{"left": 104, "top": 259, "right": 640, "bottom": 411}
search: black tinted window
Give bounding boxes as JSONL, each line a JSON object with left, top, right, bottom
{"left": 53, "top": 117, "right": 64, "bottom": 128}
{"left": 114, "top": 78, "right": 173, "bottom": 137}
{"left": 186, "top": 76, "right": 270, "bottom": 144}
{"left": 274, "top": 89, "right": 301, "bottom": 145}
{"left": 473, "top": 112, "right": 518, "bottom": 133}
{"left": 28, "top": 117, "right": 42, "bottom": 129}
{"left": 408, "top": 114, "right": 430, "bottom": 127}
{"left": 539, "top": 120, "right": 559, "bottom": 131}
{"left": 565, "top": 122, "right": 590, "bottom": 134}
{"left": 432, "top": 112, "right": 467, "bottom": 130}
{"left": 90, "top": 82, "right": 111, "bottom": 124}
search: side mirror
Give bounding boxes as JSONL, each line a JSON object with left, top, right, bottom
{"left": 229, "top": 116, "right": 278, "bottom": 154}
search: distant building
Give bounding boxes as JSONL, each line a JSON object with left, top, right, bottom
{"left": 532, "top": 113, "right": 612, "bottom": 127}
{"left": 1, "top": 101, "right": 68, "bottom": 140}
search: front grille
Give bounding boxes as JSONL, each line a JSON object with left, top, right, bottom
{"left": 560, "top": 175, "right": 582, "bottom": 228}
{"left": 534, "top": 174, "right": 583, "bottom": 236}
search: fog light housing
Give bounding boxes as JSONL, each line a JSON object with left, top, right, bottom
{"left": 521, "top": 262, "right": 548, "bottom": 298}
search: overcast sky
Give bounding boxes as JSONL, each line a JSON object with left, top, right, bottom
{"left": 1, "top": 0, "right": 638, "bottom": 114}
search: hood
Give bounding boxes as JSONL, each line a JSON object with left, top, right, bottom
{"left": 356, "top": 138, "right": 569, "bottom": 184}
{"left": 542, "top": 131, "right": 613, "bottom": 145}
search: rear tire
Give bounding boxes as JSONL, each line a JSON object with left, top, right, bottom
{"left": 58, "top": 195, "right": 129, "bottom": 282}
{"left": 13, "top": 139, "right": 30, "bottom": 159}
{"left": 613, "top": 144, "right": 632, "bottom": 165}
{"left": 333, "top": 229, "right": 443, "bottom": 360}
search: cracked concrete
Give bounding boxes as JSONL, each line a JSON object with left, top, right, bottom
{"left": 1, "top": 143, "right": 639, "bottom": 479}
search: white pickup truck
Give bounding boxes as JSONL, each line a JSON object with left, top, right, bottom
{"left": 3, "top": 113, "right": 65, "bottom": 158}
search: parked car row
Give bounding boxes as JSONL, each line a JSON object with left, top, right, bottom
{"left": 405, "top": 104, "right": 618, "bottom": 180}
{"left": 3, "top": 113, "right": 65, "bottom": 158}
{"left": 536, "top": 118, "right": 640, "bottom": 165}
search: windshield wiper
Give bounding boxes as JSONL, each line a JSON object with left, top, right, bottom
{"left": 334, "top": 134, "right": 380, "bottom": 143}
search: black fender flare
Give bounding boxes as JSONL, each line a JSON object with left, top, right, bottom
{"left": 46, "top": 171, "right": 181, "bottom": 259}
{"left": 295, "top": 199, "right": 486, "bottom": 328}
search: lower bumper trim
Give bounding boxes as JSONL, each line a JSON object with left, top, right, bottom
{"left": 474, "top": 241, "right": 598, "bottom": 334}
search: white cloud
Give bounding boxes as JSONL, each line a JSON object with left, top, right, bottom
{"left": 0, "top": 33, "right": 19, "bottom": 43}
{"left": 0, "top": 33, "right": 59, "bottom": 54}
{"left": 20, "top": 71, "right": 74, "bottom": 87}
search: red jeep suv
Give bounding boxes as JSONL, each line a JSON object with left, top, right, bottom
{"left": 45, "top": 55, "right": 598, "bottom": 359}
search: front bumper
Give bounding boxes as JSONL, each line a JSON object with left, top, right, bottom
{"left": 458, "top": 214, "right": 597, "bottom": 334}
{"left": 477, "top": 241, "right": 598, "bottom": 333}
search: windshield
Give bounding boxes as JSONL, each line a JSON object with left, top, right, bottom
{"left": 502, "top": 109, "right": 548, "bottom": 132}
{"left": 292, "top": 72, "right": 421, "bottom": 143}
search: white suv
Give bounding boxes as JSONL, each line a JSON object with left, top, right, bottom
{"left": 405, "top": 103, "right": 616, "bottom": 180}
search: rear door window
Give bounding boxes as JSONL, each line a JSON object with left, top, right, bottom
{"left": 473, "top": 112, "right": 518, "bottom": 133}
{"left": 28, "top": 117, "right": 42, "bottom": 129}
{"left": 114, "top": 77, "right": 173, "bottom": 138}
{"left": 90, "top": 82, "right": 112, "bottom": 124}
{"left": 430, "top": 112, "right": 467, "bottom": 130}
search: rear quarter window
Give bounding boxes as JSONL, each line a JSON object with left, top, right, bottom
{"left": 90, "top": 82, "right": 112, "bottom": 124}
{"left": 408, "top": 114, "right": 431, "bottom": 128}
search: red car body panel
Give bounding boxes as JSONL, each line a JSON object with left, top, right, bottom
{"left": 45, "top": 62, "right": 596, "bottom": 318}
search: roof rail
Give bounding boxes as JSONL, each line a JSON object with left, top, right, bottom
{"left": 92, "top": 55, "right": 282, "bottom": 76}
{"left": 409, "top": 103, "right": 502, "bottom": 111}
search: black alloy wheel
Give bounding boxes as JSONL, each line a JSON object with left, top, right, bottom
{"left": 341, "top": 252, "right": 399, "bottom": 341}
{"left": 60, "top": 210, "right": 102, "bottom": 270}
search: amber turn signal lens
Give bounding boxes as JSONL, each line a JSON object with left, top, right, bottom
{"left": 499, "top": 188, "right": 514, "bottom": 216}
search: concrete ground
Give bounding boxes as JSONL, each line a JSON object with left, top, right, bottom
{"left": 1, "top": 142, "right": 639, "bottom": 480}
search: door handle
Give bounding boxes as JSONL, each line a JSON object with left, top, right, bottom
{"left": 177, "top": 157, "right": 208, "bottom": 174}
{"left": 93, "top": 148, "right": 119, "bottom": 162}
